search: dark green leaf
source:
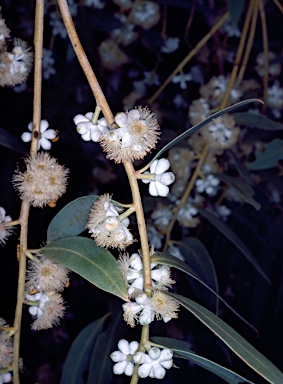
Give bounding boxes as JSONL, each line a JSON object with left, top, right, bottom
{"left": 150, "top": 336, "right": 254, "bottom": 383}
{"left": 40, "top": 237, "right": 128, "bottom": 301}
{"left": 215, "top": 173, "right": 260, "bottom": 210}
{"left": 226, "top": 150, "right": 255, "bottom": 186}
{"left": 60, "top": 314, "right": 110, "bottom": 384}
{"left": 47, "top": 195, "right": 99, "bottom": 242}
{"left": 167, "top": 293, "right": 283, "bottom": 384}
{"left": 234, "top": 112, "right": 283, "bottom": 131}
{"left": 196, "top": 206, "right": 271, "bottom": 284}
{"left": 228, "top": 0, "right": 246, "bottom": 27}
{"left": 0, "top": 126, "right": 27, "bottom": 154}
{"left": 150, "top": 99, "right": 262, "bottom": 165}
{"left": 246, "top": 139, "right": 283, "bottom": 170}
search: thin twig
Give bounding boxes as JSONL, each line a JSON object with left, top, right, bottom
{"left": 258, "top": 0, "right": 269, "bottom": 113}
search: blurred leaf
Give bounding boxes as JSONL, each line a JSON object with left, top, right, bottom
{"left": 246, "top": 139, "right": 283, "bottom": 170}
{"left": 60, "top": 314, "right": 110, "bottom": 384}
{"left": 87, "top": 307, "right": 125, "bottom": 384}
{"left": 228, "top": 0, "right": 246, "bottom": 27}
{"left": 226, "top": 150, "right": 255, "bottom": 186}
{"left": 150, "top": 337, "right": 254, "bottom": 384}
{"left": 149, "top": 99, "right": 261, "bottom": 166}
{"left": 47, "top": 195, "right": 99, "bottom": 242}
{"left": 0, "top": 126, "right": 27, "bottom": 154}
{"left": 233, "top": 112, "right": 283, "bottom": 131}
{"left": 151, "top": 251, "right": 254, "bottom": 330}
{"left": 196, "top": 206, "right": 271, "bottom": 284}
{"left": 41, "top": 237, "right": 128, "bottom": 301}
{"left": 176, "top": 237, "right": 218, "bottom": 312}
{"left": 215, "top": 173, "right": 261, "bottom": 210}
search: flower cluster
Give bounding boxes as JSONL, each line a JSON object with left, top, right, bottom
{"left": 110, "top": 340, "right": 174, "bottom": 379}
{"left": 12, "top": 152, "right": 69, "bottom": 208}
{"left": 118, "top": 251, "right": 175, "bottom": 297}
{"left": 142, "top": 159, "right": 175, "bottom": 197}
{"left": 0, "top": 9, "right": 33, "bottom": 87}
{"left": 0, "top": 207, "right": 13, "bottom": 246}
{"left": 21, "top": 120, "right": 57, "bottom": 150}
{"left": 87, "top": 194, "right": 133, "bottom": 249}
{"left": 73, "top": 112, "right": 109, "bottom": 142}
{"left": 100, "top": 107, "right": 160, "bottom": 163}
{"left": 123, "top": 291, "right": 179, "bottom": 327}
{"left": 0, "top": 318, "right": 13, "bottom": 370}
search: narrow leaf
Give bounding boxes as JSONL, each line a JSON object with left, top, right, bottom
{"left": 149, "top": 99, "right": 261, "bottom": 165}
{"left": 167, "top": 293, "right": 283, "bottom": 384}
{"left": 196, "top": 206, "right": 271, "bottom": 284}
{"left": 0, "top": 126, "right": 27, "bottom": 154}
{"left": 233, "top": 112, "right": 283, "bottom": 131}
{"left": 246, "top": 139, "right": 283, "bottom": 170}
{"left": 40, "top": 237, "right": 128, "bottom": 301}
{"left": 228, "top": 0, "right": 246, "bottom": 27}
{"left": 60, "top": 314, "right": 110, "bottom": 384}
{"left": 47, "top": 195, "right": 99, "bottom": 242}
{"left": 151, "top": 251, "right": 254, "bottom": 330}
{"left": 150, "top": 336, "right": 254, "bottom": 384}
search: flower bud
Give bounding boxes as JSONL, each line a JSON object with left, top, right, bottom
{"left": 138, "top": 363, "right": 152, "bottom": 378}
{"left": 110, "top": 351, "right": 126, "bottom": 362}
{"left": 150, "top": 364, "right": 166, "bottom": 379}
{"left": 148, "top": 347, "right": 161, "bottom": 360}
{"left": 134, "top": 352, "right": 151, "bottom": 365}
{"left": 118, "top": 339, "right": 130, "bottom": 355}
{"left": 139, "top": 307, "right": 154, "bottom": 325}
{"left": 113, "top": 361, "right": 127, "bottom": 375}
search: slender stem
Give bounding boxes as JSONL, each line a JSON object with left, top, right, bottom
{"left": 57, "top": 0, "right": 114, "bottom": 126}
{"left": 272, "top": 0, "right": 283, "bottom": 14}
{"left": 13, "top": 2, "right": 44, "bottom": 382}
{"left": 124, "top": 161, "right": 152, "bottom": 293}
{"left": 258, "top": 0, "right": 269, "bottom": 113}
{"left": 163, "top": 145, "right": 210, "bottom": 252}
{"left": 219, "top": 0, "right": 254, "bottom": 109}
{"left": 148, "top": 12, "right": 229, "bottom": 104}
{"left": 236, "top": 2, "right": 259, "bottom": 85}
{"left": 91, "top": 105, "right": 101, "bottom": 124}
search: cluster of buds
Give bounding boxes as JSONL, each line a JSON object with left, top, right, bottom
{"left": 110, "top": 339, "right": 173, "bottom": 379}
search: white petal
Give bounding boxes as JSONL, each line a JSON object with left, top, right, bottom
{"left": 129, "top": 341, "right": 139, "bottom": 355}
{"left": 118, "top": 339, "right": 130, "bottom": 355}
{"left": 90, "top": 129, "right": 102, "bottom": 142}
{"left": 148, "top": 347, "right": 161, "bottom": 360}
{"left": 110, "top": 351, "right": 126, "bottom": 362}
{"left": 40, "top": 120, "right": 49, "bottom": 132}
{"left": 113, "top": 361, "right": 127, "bottom": 375}
{"left": 77, "top": 123, "right": 90, "bottom": 135}
{"left": 135, "top": 292, "right": 149, "bottom": 305}
{"left": 149, "top": 160, "right": 158, "bottom": 174}
{"left": 40, "top": 138, "right": 52, "bottom": 150}
{"left": 159, "top": 348, "right": 173, "bottom": 361}
{"left": 124, "top": 362, "right": 134, "bottom": 376}
{"left": 21, "top": 132, "right": 32, "bottom": 143}
{"left": 127, "top": 109, "right": 141, "bottom": 122}
{"left": 73, "top": 114, "right": 89, "bottom": 125}
{"left": 121, "top": 132, "right": 133, "bottom": 147}
{"left": 43, "top": 129, "right": 56, "bottom": 139}
{"left": 151, "top": 364, "right": 166, "bottom": 379}
{"left": 85, "top": 112, "right": 93, "bottom": 120}
{"left": 115, "top": 112, "right": 128, "bottom": 128}
{"left": 138, "top": 363, "right": 152, "bottom": 378}
{"left": 155, "top": 158, "right": 170, "bottom": 174}
{"left": 28, "top": 306, "right": 38, "bottom": 316}
{"left": 81, "top": 131, "right": 92, "bottom": 141}
{"left": 155, "top": 182, "right": 169, "bottom": 197}
{"left": 27, "top": 122, "right": 33, "bottom": 131}
{"left": 149, "top": 182, "right": 158, "bottom": 197}
{"left": 129, "top": 254, "right": 143, "bottom": 270}
{"left": 160, "top": 359, "right": 173, "bottom": 369}
{"left": 139, "top": 307, "right": 154, "bottom": 325}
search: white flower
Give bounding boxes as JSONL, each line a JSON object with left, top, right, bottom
{"left": 0, "top": 372, "right": 12, "bottom": 384}
{"left": 0, "top": 207, "right": 13, "bottom": 246}
{"left": 26, "top": 292, "right": 50, "bottom": 318}
{"left": 84, "top": 0, "right": 106, "bottom": 8}
{"left": 177, "top": 202, "right": 200, "bottom": 228}
{"left": 42, "top": 48, "right": 56, "bottom": 80}
{"left": 195, "top": 174, "right": 219, "bottom": 196}
{"left": 134, "top": 347, "right": 173, "bottom": 379}
{"left": 151, "top": 204, "right": 173, "bottom": 233}
{"left": 147, "top": 224, "right": 163, "bottom": 249}
{"left": 267, "top": 82, "right": 283, "bottom": 118}
{"left": 49, "top": 12, "right": 68, "bottom": 38}
{"left": 142, "top": 159, "right": 175, "bottom": 197}
{"left": 110, "top": 339, "right": 139, "bottom": 376}
{"left": 216, "top": 205, "right": 231, "bottom": 220}
{"left": 172, "top": 71, "right": 192, "bottom": 89}
{"left": 21, "top": 120, "right": 56, "bottom": 150}
{"left": 161, "top": 37, "right": 179, "bottom": 54}
{"left": 73, "top": 112, "right": 109, "bottom": 142}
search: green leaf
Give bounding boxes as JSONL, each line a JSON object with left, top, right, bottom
{"left": 149, "top": 99, "right": 261, "bottom": 166}
{"left": 233, "top": 112, "right": 283, "bottom": 131}
{"left": 0, "top": 126, "right": 27, "bottom": 154}
{"left": 214, "top": 173, "right": 261, "bottom": 210}
{"left": 40, "top": 237, "right": 128, "bottom": 301}
{"left": 47, "top": 195, "right": 99, "bottom": 242}
{"left": 151, "top": 251, "right": 254, "bottom": 330}
{"left": 167, "top": 293, "right": 283, "bottom": 384}
{"left": 226, "top": 150, "right": 255, "bottom": 187}
{"left": 228, "top": 0, "right": 246, "bottom": 27}
{"left": 150, "top": 336, "right": 254, "bottom": 384}
{"left": 246, "top": 139, "right": 283, "bottom": 170}
{"left": 196, "top": 206, "right": 271, "bottom": 284}
{"left": 60, "top": 314, "right": 110, "bottom": 384}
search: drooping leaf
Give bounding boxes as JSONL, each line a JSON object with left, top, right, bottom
{"left": 167, "top": 293, "right": 283, "bottom": 384}
{"left": 47, "top": 195, "right": 99, "bottom": 242}
{"left": 60, "top": 314, "right": 110, "bottom": 384}
{"left": 151, "top": 251, "right": 254, "bottom": 330}
{"left": 233, "top": 112, "right": 283, "bottom": 131}
{"left": 214, "top": 173, "right": 261, "bottom": 210}
{"left": 0, "top": 126, "right": 27, "bottom": 154}
{"left": 228, "top": 0, "right": 246, "bottom": 27}
{"left": 40, "top": 237, "right": 128, "bottom": 301}
{"left": 196, "top": 206, "right": 271, "bottom": 284}
{"left": 246, "top": 139, "right": 283, "bottom": 170}
{"left": 147, "top": 99, "right": 262, "bottom": 169}
{"left": 150, "top": 336, "right": 254, "bottom": 384}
